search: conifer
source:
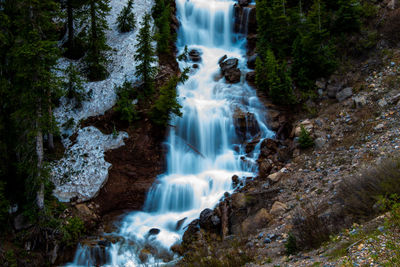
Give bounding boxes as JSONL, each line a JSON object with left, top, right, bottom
{"left": 117, "top": 0, "right": 136, "bottom": 33}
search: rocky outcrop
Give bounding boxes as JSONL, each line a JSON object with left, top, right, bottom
{"left": 219, "top": 57, "right": 241, "bottom": 83}
{"left": 234, "top": 4, "right": 257, "bottom": 35}
{"left": 189, "top": 49, "right": 201, "bottom": 62}
{"left": 233, "top": 108, "right": 260, "bottom": 140}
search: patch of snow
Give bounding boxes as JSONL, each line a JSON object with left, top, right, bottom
{"left": 52, "top": 0, "right": 154, "bottom": 202}
{"left": 51, "top": 126, "right": 128, "bottom": 202}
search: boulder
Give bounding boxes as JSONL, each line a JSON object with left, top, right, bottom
{"left": 219, "top": 58, "right": 239, "bottom": 73}
{"left": 246, "top": 71, "right": 256, "bottom": 84}
{"left": 231, "top": 175, "right": 240, "bottom": 187}
{"left": 148, "top": 228, "right": 161, "bottom": 236}
{"left": 247, "top": 54, "right": 258, "bottom": 69}
{"left": 270, "top": 201, "right": 287, "bottom": 216}
{"left": 233, "top": 108, "right": 260, "bottom": 139}
{"left": 314, "top": 137, "right": 326, "bottom": 150}
{"left": 182, "top": 219, "right": 200, "bottom": 244}
{"left": 241, "top": 208, "right": 272, "bottom": 234}
{"left": 327, "top": 85, "right": 341, "bottom": 98}
{"left": 353, "top": 95, "right": 367, "bottom": 108}
{"left": 176, "top": 217, "right": 187, "bottom": 230}
{"left": 336, "top": 87, "right": 353, "bottom": 102}
{"left": 199, "top": 208, "right": 221, "bottom": 231}
{"left": 189, "top": 49, "right": 201, "bottom": 62}
{"left": 218, "top": 55, "right": 228, "bottom": 64}
{"left": 232, "top": 193, "right": 247, "bottom": 209}
{"left": 225, "top": 68, "right": 241, "bottom": 83}
{"left": 259, "top": 160, "right": 272, "bottom": 176}
{"left": 260, "top": 138, "right": 278, "bottom": 157}
{"left": 238, "top": 0, "right": 250, "bottom": 6}
{"left": 267, "top": 172, "right": 283, "bottom": 183}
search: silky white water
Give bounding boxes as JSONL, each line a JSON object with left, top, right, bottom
{"left": 68, "top": 0, "right": 273, "bottom": 266}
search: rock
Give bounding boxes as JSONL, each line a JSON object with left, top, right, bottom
{"left": 374, "top": 123, "right": 385, "bottom": 132}
{"left": 314, "top": 137, "right": 326, "bottom": 150}
{"left": 247, "top": 54, "right": 258, "bottom": 69}
{"left": 241, "top": 208, "right": 272, "bottom": 234}
{"left": 264, "top": 237, "right": 272, "bottom": 244}
{"left": 232, "top": 193, "right": 247, "bottom": 209}
{"left": 267, "top": 172, "right": 283, "bottom": 183}
{"left": 260, "top": 138, "right": 278, "bottom": 156}
{"left": 353, "top": 95, "right": 367, "bottom": 108}
{"left": 238, "top": 0, "right": 250, "bottom": 6}
{"left": 246, "top": 71, "right": 256, "bottom": 84}
{"left": 176, "top": 217, "right": 187, "bottom": 230}
{"left": 232, "top": 175, "right": 240, "bottom": 187}
{"left": 327, "top": 85, "right": 341, "bottom": 98}
{"left": 189, "top": 49, "right": 201, "bottom": 62}
{"left": 219, "top": 58, "right": 239, "bottom": 73}
{"left": 182, "top": 219, "right": 200, "bottom": 244}
{"left": 192, "top": 64, "right": 199, "bottom": 69}
{"left": 199, "top": 208, "right": 220, "bottom": 231}
{"left": 270, "top": 201, "right": 287, "bottom": 216}
{"left": 98, "top": 240, "right": 111, "bottom": 247}
{"left": 336, "top": 87, "right": 353, "bottom": 102}
{"left": 378, "top": 98, "right": 387, "bottom": 107}
{"left": 218, "top": 55, "right": 228, "bottom": 64}
{"left": 315, "top": 79, "right": 326, "bottom": 90}
{"left": 148, "top": 228, "right": 160, "bottom": 236}
{"left": 390, "top": 93, "right": 400, "bottom": 104}
{"left": 259, "top": 160, "right": 273, "bottom": 176}
{"left": 225, "top": 68, "right": 241, "bottom": 83}
{"left": 14, "top": 213, "right": 32, "bottom": 231}
{"left": 233, "top": 108, "right": 260, "bottom": 139}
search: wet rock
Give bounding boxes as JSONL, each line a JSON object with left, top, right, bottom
{"left": 336, "top": 87, "right": 353, "bottom": 102}
{"left": 176, "top": 217, "right": 187, "bottom": 230}
{"left": 270, "top": 201, "right": 288, "bottom": 216}
{"left": 199, "top": 208, "right": 220, "bottom": 231}
{"left": 225, "top": 68, "right": 241, "bottom": 83}
{"left": 189, "top": 49, "right": 201, "bottom": 62}
{"left": 232, "top": 175, "right": 240, "bottom": 187}
{"left": 192, "top": 64, "right": 199, "bottom": 69}
{"left": 238, "top": 0, "right": 250, "bottom": 6}
{"left": 14, "top": 213, "right": 32, "bottom": 231}
{"left": 260, "top": 138, "right": 278, "bottom": 157}
{"left": 148, "top": 228, "right": 161, "bottom": 236}
{"left": 98, "top": 240, "right": 111, "bottom": 247}
{"left": 219, "top": 58, "right": 239, "bottom": 73}
{"left": 246, "top": 71, "right": 256, "bottom": 84}
{"left": 245, "top": 135, "right": 261, "bottom": 153}
{"left": 218, "top": 55, "right": 227, "bottom": 64}
{"left": 247, "top": 54, "right": 258, "bottom": 69}
{"left": 233, "top": 108, "right": 260, "bottom": 140}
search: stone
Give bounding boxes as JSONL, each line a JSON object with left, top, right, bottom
{"left": 199, "top": 208, "right": 220, "bottom": 231}
{"left": 219, "top": 58, "right": 239, "bottom": 73}
{"left": 238, "top": 0, "right": 250, "bottom": 6}
{"left": 378, "top": 98, "right": 387, "bottom": 107}
{"left": 14, "top": 213, "right": 32, "bottom": 231}
{"left": 182, "top": 219, "right": 200, "bottom": 244}
{"left": 241, "top": 208, "right": 272, "bottom": 234}
{"left": 218, "top": 55, "right": 227, "bottom": 64}
{"left": 176, "top": 217, "right": 187, "bottom": 230}
{"left": 353, "top": 95, "right": 367, "bottom": 108}
{"left": 374, "top": 123, "right": 385, "bottom": 132}
{"left": 267, "top": 172, "right": 283, "bottom": 183}
{"left": 75, "top": 203, "right": 92, "bottom": 217}
{"left": 192, "top": 64, "right": 199, "bottom": 69}
{"left": 336, "top": 87, "right": 353, "bottom": 102}
{"left": 232, "top": 193, "right": 247, "bottom": 209}
{"left": 390, "top": 93, "right": 400, "bottom": 104}
{"left": 233, "top": 108, "right": 260, "bottom": 139}
{"left": 314, "top": 137, "right": 326, "bottom": 149}
{"left": 148, "top": 228, "right": 161, "bottom": 236}
{"left": 270, "top": 201, "right": 287, "bottom": 216}
{"left": 189, "top": 49, "right": 201, "bottom": 62}
{"left": 224, "top": 68, "right": 241, "bottom": 83}
{"left": 98, "top": 240, "right": 111, "bottom": 247}
{"left": 246, "top": 71, "right": 256, "bottom": 84}
{"left": 232, "top": 175, "right": 240, "bottom": 187}
{"left": 259, "top": 160, "right": 273, "bottom": 176}
{"left": 327, "top": 85, "right": 341, "bottom": 98}
{"left": 315, "top": 79, "right": 326, "bottom": 90}
{"left": 247, "top": 54, "right": 258, "bottom": 69}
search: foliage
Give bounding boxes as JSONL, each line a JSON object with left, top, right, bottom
{"left": 298, "top": 125, "right": 314, "bottom": 148}
{"left": 150, "top": 68, "right": 189, "bottom": 127}
{"left": 61, "top": 217, "right": 85, "bottom": 247}
{"left": 114, "top": 80, "right": 138, "bottom": 124}
{"left": 285, "top": 232, "right": 298, "bottom": 255}
{"left": 81, "top": 0, "right": 111, "bottom": 81}
{"left": 135, "top": 13, "right": 157, "bottom": 97}
{"left": 153, "top": 1, "right": 172, "bottom": 54}
{"left": 177, "top": 46, "right": 189, "bottom": 61}
{"left": 334, "top": 0, "right": 361, "bottom": 33}
{"left": 0, "top": 181, "right": 9, "bottom": 231}
{"left": 62, "top": 63, "right": 88, "bottom": 108}
{"left": 116, "top": 0, "right": 136, "bottom": 33}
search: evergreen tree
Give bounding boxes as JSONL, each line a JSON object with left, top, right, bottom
{"left": 114, "top": 80, "right": 138, "bottom": 124}
{"left": 154, "top": 2, "right": 172, "bottom": 54}
{"left": 150, "top": 68, "right": 189, "bottom": 127}
{"left": 62, "top": 63, "right": 88, "bottom": 108}
{"left": 116, "top": 0, "right": 136, "bottom": 33}
{"left": 81, "top": 0, "right": 111, "bottom": 81}
{"left": 335, "top": 0, "right": 361, "bottom": 33}
{"left": 256, "top": 0, "right": 273, "bottom": 58}
{"left": 134, "top": 13, "right": 157, "bottom": 97}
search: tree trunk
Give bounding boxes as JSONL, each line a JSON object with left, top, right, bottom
{"left": 67, "top": 0, "right": 75, "bottom": 52}
{"left": 47, "top": 90, "right": 54, "bottom": 152}
{"left": 36, "top": 106, "right": 45, "bottom": 210}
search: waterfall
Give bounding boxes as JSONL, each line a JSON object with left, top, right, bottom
{"left": 68, "top": 0, "right": 273, "bottom": 266}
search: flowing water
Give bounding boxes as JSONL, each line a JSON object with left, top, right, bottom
{"left": 69, "top": 0, "right": 273, "bottom": 266}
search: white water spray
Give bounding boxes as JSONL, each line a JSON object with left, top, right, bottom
{"left": 68, "top": 0, "right": 273, "bottom": 266}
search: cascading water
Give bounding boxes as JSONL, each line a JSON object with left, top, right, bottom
{"left": 68, "top": 0, "right": 273, "bottom": 266}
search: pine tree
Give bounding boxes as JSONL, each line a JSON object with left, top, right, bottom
{"left": 154, "top": 2, "right": 172, "bottom": 54}
{"left": 116, "top": 0, "right": 136, "bottom": 33}
{"left": 63, "top": 63, "right": 88, "bottom": 108}
{"left": 335, "top": 0, "right": 361, "bottom": 33}
{"left": 114, "top": 80, "right": 138, "bottom": 124}
{"left": 150, "top": 68, "right": 189, "bottom": 127}
{"left": 81, "top": 0, "right": 111, "bottom": 81}
{"left": 134, "top": 13, "right": 157, "bottom": 97}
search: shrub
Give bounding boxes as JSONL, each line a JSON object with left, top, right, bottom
{"left": 337, "top": 158, "right": 400, "bottom": 220}
{"left": 285, "top": 232, "right": 298, "bottom": 255}
{"left": 298, "top": 125, "right": 314, "bottom": 149}
{"left": 114, "top": 80, "right": 138, "bottom": 124}
{"left": 62, "top": 217, "right": 85, "bottom": 247}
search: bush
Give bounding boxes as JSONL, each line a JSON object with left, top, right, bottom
{"left": 285, "top": 232, "right": 298, "bottom": 255}
{"left": 114, "top": 80, "right": 138, "bottom": 124}
{"left": 62, "top": 217, "right": 85, "bottom": 247}
{"left": 298, "top": 125, "right": 314, "bottom": 149}
{"left": 337, "top": 158, "right": 400, "bottom": 220}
